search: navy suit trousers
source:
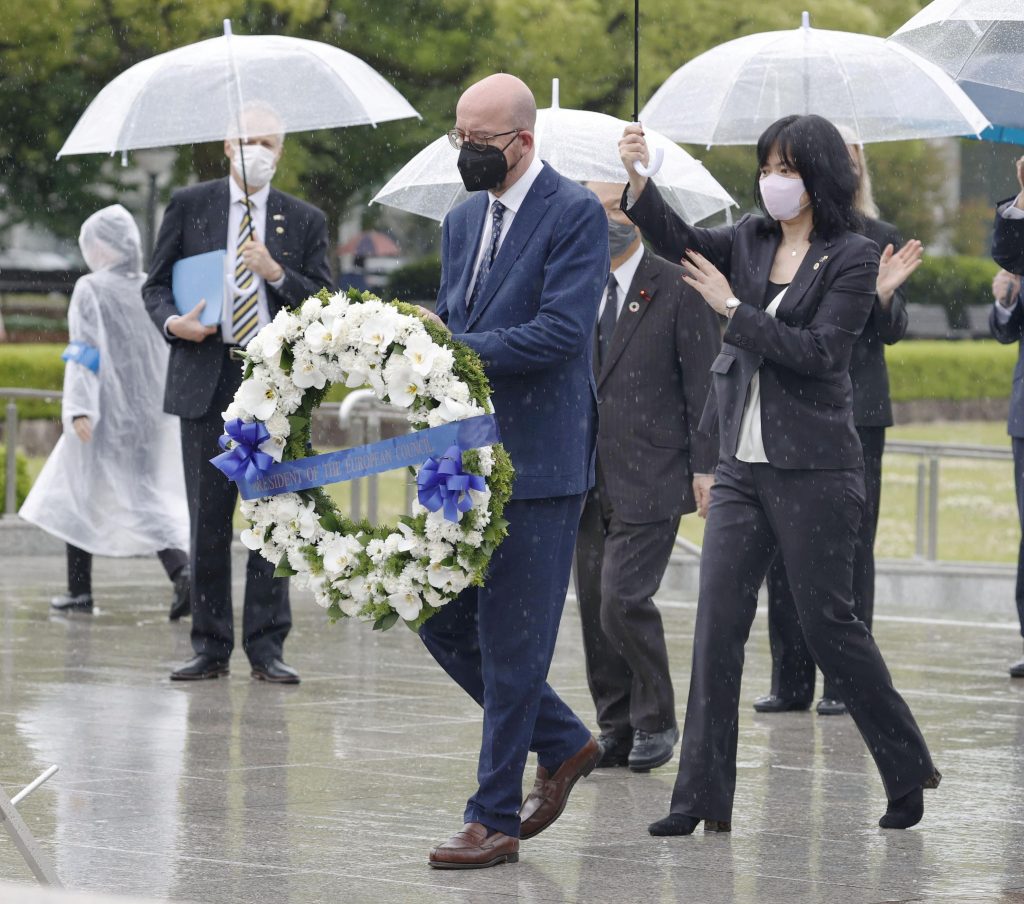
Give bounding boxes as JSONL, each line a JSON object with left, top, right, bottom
{"left": 418, "top": 494, "right": 593, "bottom": 837}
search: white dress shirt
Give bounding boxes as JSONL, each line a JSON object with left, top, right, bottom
{"left": 735, "top": 285, "right": 788, "bottom": 463}
{"left": 600, "top": 242, "right": 645, "bottom": 318}
{"left": 465, "top": 156, "right": 545, "bottom": 303}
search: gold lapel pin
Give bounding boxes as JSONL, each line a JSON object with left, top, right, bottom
{"left": 272, "top": 214, "right": 285, "bottom": 221}
{"left": 628, "top": 301, "right": 640, "bottom": 313}
{"left": 275, "top": 226, "right": 285, "bottom": 234}
{"left": 812, "top": 253, "right": 830, "bottom": 271}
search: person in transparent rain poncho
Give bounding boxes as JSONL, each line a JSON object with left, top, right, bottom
{"left": 19, "top": 205, "right": 191, "bottom": 617}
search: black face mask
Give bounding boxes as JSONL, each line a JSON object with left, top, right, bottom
{"left": 457, "top": 144, "right": 509, "bottom": 192}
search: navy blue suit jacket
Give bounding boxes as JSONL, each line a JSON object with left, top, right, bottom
{"left": 437, "top": 162, "right": 609, "bottom": 500}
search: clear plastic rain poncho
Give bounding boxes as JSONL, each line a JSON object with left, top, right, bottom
{"left": 19, "top": 205, "right": 189, "bottom": 556}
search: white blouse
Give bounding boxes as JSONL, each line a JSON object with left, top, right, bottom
{"left": 735, "top": 285, "right": 788, "bottom": 464}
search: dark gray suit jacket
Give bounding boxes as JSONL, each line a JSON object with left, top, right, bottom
{"left": 143, "top": 178, "right": 331, "bottom": 419}
{"left": 850, "top": 218, "right": 908, "bottom": 428}
{"left": 594, "top": 250, "right": 720, "bottom": 523}
{"left": 993, "top": 197, "right": 1024, "bottom": 275}
{"left": 989, "top": 287, "right": 1024, "bottom": 439}
{"left": 624, "top": 182, "right": 877, "bottom": 470}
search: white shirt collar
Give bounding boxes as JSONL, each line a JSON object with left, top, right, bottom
{"left": 229, "top": 178, "right": 271, "bottom": 210}
{"left": 611, "top": 242, "right": 645, "bottom": 294}
{"left": 487, "top": 156, "right": 544, "bottom": 214}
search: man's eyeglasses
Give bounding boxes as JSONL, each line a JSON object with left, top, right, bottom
{"left": 447, "top": 128, "right": 520, "bottom": 152}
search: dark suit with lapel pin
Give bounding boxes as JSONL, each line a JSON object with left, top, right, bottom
{"left": 765, "top": 217, "right": 909, "bottom": 707}
{"left": 419, "top": 161, "right": 608, "bottom": 837}
{"left": 143, "top": 177, "right": 330, "bottom": 669}
{"left": 625, "top": 182, "right": 938, "bottom": 823}
{"left": 575, "top": 249, "right": 719, "bottom": 753}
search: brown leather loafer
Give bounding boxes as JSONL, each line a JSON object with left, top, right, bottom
{"left": 428, "top": 822, "right": 519, "bottom": 869}
{"left": 519, "top": 736, "right": 600, "bottom": 840}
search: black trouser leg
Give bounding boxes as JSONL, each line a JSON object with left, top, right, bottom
{"left": 1013, "top": 438, "right": 1024, "bottom": 638}
{"left": 765, "top": 554, "right": 816, "bottom": 704}
{"left": 67, "top": 544, "right": 92, "bottom": 597}
{"left": 157, "top": 548, "right": 189, "bottom": 581}
{"left": 179, "top": 349, "right": 290, "bottom": 664}
{"left": 670, "top": 458, "right": 777, "bottom": 822}
{"left": 761, "top": 465, "right": 937, "bottom": 802}
{"left": 768, "top": 425, "right": 886, "bottom": 703}
{"left": 822, "top": 426, "right": 884, "bottom": 699}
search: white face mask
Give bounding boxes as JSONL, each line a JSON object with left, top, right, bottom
{"left": 759, "top": 172, "right": 809, "bottom": 222}
{"left": 231, "top": 143, "right": 278, "bottom": 189}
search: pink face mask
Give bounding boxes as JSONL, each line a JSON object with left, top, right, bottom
{"left": 759, "top": 172, "right": 808, "bottom": 222}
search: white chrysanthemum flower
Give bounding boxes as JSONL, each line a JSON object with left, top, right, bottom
{"left": 236, "top": 379, "right": 278, "bottom": 421}
{"left": 300, "top": 297, "right": 324, "bottom": 324}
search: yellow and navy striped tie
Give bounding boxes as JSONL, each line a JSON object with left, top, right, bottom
{"left": 232, "top": 200, "right": 260, "bottom": 347}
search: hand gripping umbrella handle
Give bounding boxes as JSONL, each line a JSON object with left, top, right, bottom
{"left": 634, "top": 148, "right": 664, "bottom": 178}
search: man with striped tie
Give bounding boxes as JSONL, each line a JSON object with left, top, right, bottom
{"left": 144, "top": 105, "right": 331, "bottom": 683}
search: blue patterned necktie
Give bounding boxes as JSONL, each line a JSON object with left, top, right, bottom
{"left": 468, "top": 200, "right": 506, "bottom": 313}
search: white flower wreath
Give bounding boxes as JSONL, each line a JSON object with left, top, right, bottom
{"left": 221, "top": 289, "right": 513, "bottom": 631}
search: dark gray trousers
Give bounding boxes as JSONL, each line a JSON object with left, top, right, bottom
{"left": 575, "top": 476, "right": 679, "bottom": 738}
{"left": 669, "top": 456, "right": 937, "bottom": 822}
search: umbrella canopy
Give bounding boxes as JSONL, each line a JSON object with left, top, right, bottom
{"left": 890, "top": 0, "right": 1024, "bottom": 143}
{"left": 58, "top": 29, "right": 419, "bottom": 156}
{"left": 640, "top": 12, "right": 990, "bottom": 146}
{"left": 371, "top": 81, "right": 734, "bottom": 224}
{"left": 338, "top": 230, "right": 401, "bottom": 258}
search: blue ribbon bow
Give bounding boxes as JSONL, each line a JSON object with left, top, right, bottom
{"left": 417, "top": 444, "right": 486, "bottom": 523}
{"left": 210, "top": 418, "right": 274, "bottom": 483}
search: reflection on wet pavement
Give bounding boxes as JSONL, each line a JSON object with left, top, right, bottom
{"left": 2, "top": 553, "right": 1023, "bottom": 903}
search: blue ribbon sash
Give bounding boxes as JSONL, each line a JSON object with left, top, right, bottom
{"left": 61, "top": 341, "right": 100, "bottom": 374}
{"left": 221, "top": 413, "right": 500, "bottom": 502}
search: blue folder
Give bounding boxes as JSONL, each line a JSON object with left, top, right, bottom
{"left": 172, "top": 250, "right": 225, "bottom": 327}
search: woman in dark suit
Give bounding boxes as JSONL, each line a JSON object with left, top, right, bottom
{"left": 618, "top": 114, "right": 940, "bottom": 834}
{"left": 756, "top": 141, "right": 924, "bottom": 716}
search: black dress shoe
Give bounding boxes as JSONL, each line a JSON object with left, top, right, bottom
{"left": 251, "top": 659, "right": 300, "bottom": 684}
{"left": 1010, "top": 645, "right": 1024, "bottom": 678}
{"left": 816, "top": 697, "right": 848, "bottom": 716}
{"left": 168, "top": 567, "right": 191, "bottom": 621}
{"left": 50, "top": 593, "right": 93, "bottom": 613}
{"left": 170, "top": 654, "right": 230, "bottom": 681}
{"left": 628, "top": 726, "right": 680, "bottom": 772}
{"left": 753, "top": 694, "right": 811, "bottom": 713}
{"left": 595, "top": 733, "right": 632, "bottom": 768}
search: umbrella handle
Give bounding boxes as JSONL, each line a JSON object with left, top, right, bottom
{"left": 634, "top": 148, "right": 664, "bottom": 178}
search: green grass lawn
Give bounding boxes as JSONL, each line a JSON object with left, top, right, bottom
{"left": 21, "top": 420, "right": 1021, "bottom": 564}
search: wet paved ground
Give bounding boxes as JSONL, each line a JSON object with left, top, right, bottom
{"left": 2, "top": 550, "right": 1024, "bottom": 903}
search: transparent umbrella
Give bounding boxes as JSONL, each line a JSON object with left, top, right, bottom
{"left": 890, "top": 0, "right": 1024, "bottom": 143}
{"left": 371, "top": 80, "right": 734, "bottom": 224}
{"left": 57, "top": 20, "right": 419, "bottom": 157}
{"left": 641, "top": 11, "right": 989, "bottom": 146}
